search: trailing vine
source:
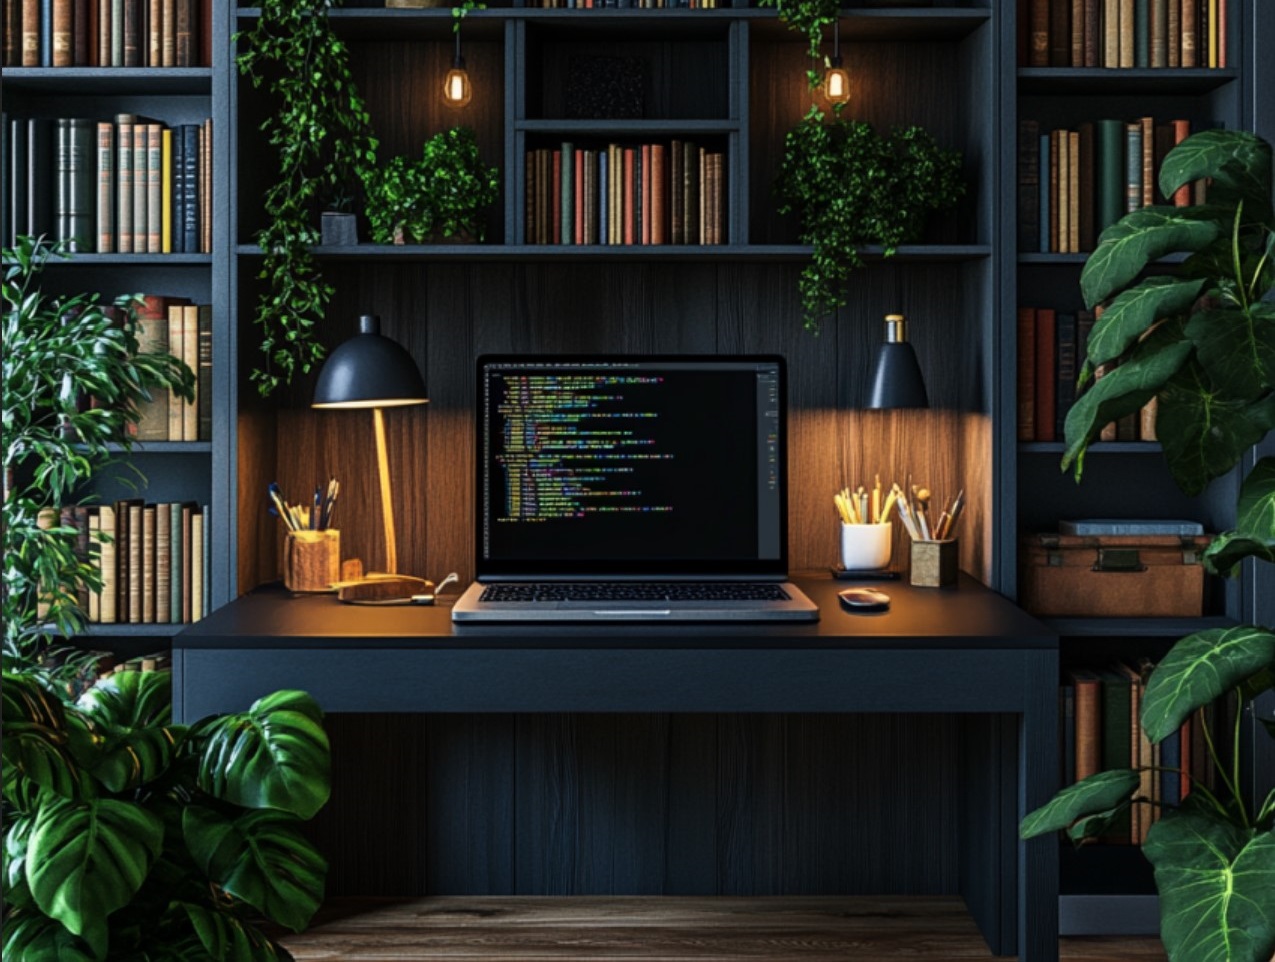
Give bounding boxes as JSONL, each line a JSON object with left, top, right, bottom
{"left": 757, "top": 0, "right": 842, "bottom": 91}
{"left": 236, "top": 0, "right": 379, "bottom": 396}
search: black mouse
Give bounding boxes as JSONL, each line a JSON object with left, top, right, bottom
{"left": 838, "top": 587, "right": 891, "bottom": 611}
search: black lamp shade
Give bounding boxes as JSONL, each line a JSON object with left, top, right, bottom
{"left": 866, "top": 314, "right": 929, "bottom": 409}
{"left": 312, "top": 315, "right": 428, "bottom": 409}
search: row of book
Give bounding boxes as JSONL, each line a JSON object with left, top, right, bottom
{"left": 55, "top": 501, "right": 210, "bottom": 625}
{"left": 1018, "top": 305, "right": 1157, "bottom": 443}
{"left": 1021, "top": 0, "right": 1227, "bottom": 69}
{"left": 1018, "top": 116, "right": 1203, "bottom": 255}
{"left": 1062, "top": 663, "right": 1227, "bottom": 845}
{"left": 131, "top": 295, "right": 212, "bottom": 442}
{"left": 3, "top": 114, "right": 213, "bottom": 253}
{"left": 528, "top": 0, "right": 724, "bottom": 7}
{"left": 525, "top": 141, "right": 726, "bottom": 247}
{"left": 3, "top": 0, "right": 212, "bottom": 67}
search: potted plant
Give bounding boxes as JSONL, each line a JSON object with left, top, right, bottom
{"left": 2, "top": 237, "right": 193, "bottom": 674}
{"left": 235, "top": 0, "right": 379, "bottom": 396}
{"left": 1020, "top": 129, "right": 1275, "bottom": 962}
{"left": 361, "top": 126, "right": 499, "bottom": 245}
{"left": 775, "top": 109, "right": 965, "bottom": 331}
{"left": 2, "top": 670, "right": 331, "bottom": 958}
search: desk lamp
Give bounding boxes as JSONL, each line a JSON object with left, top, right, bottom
{"left": 866, "top": 313, "right": 929, "bottom": 409}
{"left": 312, "top": 315, "right": 427, "bottom": 578}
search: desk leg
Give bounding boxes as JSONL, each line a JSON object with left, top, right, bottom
{"left": 1021, "top": 651, "right": 1059, "bottom": 962}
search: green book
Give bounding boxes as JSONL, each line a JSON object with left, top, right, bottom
{"left": 1095, "top": 119, "right": 1126, "bottom": 237}
{"left": 560, "top": 142, "right": 573, "bottom": 246}
{"left": 1099, "top": 667, "right": 1134, "bottom": 842}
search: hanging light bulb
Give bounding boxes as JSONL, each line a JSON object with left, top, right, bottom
{"left": 443, "top": 30, "right": 472, "bottom": 108}
{"left": 824, "top": 21, "right": 851, "bottom": 107}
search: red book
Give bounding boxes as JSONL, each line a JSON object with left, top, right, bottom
{"left": 574, "top": 149, "right": 584, "bottom": 245}
{"left": 1217, "top": 0, "right": 1225, "bottom": 67}
{"left": 1017, "top": 307, "right": 1037, "bottom": 441}
{"left": 1171, "top": 120, "right": 1191, "bottom": 205}
{"left": 651, "top": 145, "right": 667, "bottom": 245}
{"left": 1034, "top": 308, "right": 1057, "bottom": 442}
{"left": 551, "top": 149, "right": 561, "bottom": 245}
{"left": 640, "top": 144, "right": 652, "bottom": 246}
{"left": 73, "top": 0, "right": 89, "bottom": 64}
{"left": 623, "top": 148, "right": 635, "bottom": 246}
{"left": 52, "top": 0, "right": 73, "bottom": 65}
{"left": 1029, "top": 0, "right": 1049, "bottom": 65}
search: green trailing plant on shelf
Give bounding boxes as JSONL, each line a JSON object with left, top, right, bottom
{"left": 1020, "top": 128, "right": 1275, "bottom": 962}
{"left": 775, "top": 108, "right": 965, "bottom": 331}
{"left": 757, "top": 0, "right": 842, "bottom": 90}
{"left": 235, "top": 0, "right": 379, "bottom": 396}
{"left": 2, "top": 236, "right": 193, "bottom": 680}
{"left": 361, "top": 127, "right": 499, "bottom": 245}
{"left": 2, "top": 669, "right": 331, "bottom": 960}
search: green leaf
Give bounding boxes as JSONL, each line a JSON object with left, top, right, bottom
{"left": 2, "top": 672, "right": 88, "bottom": 800}
{"left": 196, "top": 691, "right": 330, "bottom": 819}
{"left": 1142, "top": 626, "right": 1275, "bottom": 743}
{"left": 76, "top": 672, "right": 184, "bottom": 792}
{"left": 1067, "top": 798, "right": 1136, "bottom": 843}
{"left": 1081, "top": 206, "right": 1222, "bottom": 307}
{"left": 177, "top": 902, "right": 289, "bottom": 962}
{"left": 1084, "top": 276, "right": 1207, "bottom": 368}
{"left": 1020, "top": 769, "right": 1141, "bottom": 838}
{"left": 5, "top": 814, "right": 38, "bottom": 909}
{"left": 1144, "top": 811, "right": 1275, "bottom": 962}
{"left": 1, "top": 911, "right": 97, "bottom": 962}
{"left": 1159, "top": 129, "right": 1274, "bottom": 226}
{"left": 27, "top": 795, "right": 163, "bottom": 954}
{"left": 1203, "top": 458, "right": 1275, "bottom": 575}
{"left": 184, "top": 807, "right": 326, "bottom": 932}
{"left": 1157, "top": 371, "right": 1275, "bottom": 496}
{"left": 1185, "top": 303, "right": 1275, "bottom": 401}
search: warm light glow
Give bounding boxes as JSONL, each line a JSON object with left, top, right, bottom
{"left": 824, "top": 65, "right": 850, "bottom": 105}
{"left": 443, "top": 67, "right": 472, "bottom": 108}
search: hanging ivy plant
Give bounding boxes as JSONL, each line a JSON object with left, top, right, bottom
{"left": 775, "top": 107, "right": 966, "bottom": 331}
{"left": 757, "top": 0, "right": 842, "bottom": 90}
{"left": 236, "top": 0, "right": 379, "bottom": 397}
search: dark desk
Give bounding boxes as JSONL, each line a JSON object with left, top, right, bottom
{"left": 174, "top": 573, "right": 1058, "bottom": 962}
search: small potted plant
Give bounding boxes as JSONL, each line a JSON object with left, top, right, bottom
{"left": 361, "top": 126, "right": 499, "bottom": 245}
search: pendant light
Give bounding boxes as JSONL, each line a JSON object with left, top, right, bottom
{"left": 824, "top": 21, "right": 851, "bottom": 107}
{"left": 442, "top": 27, "right": 472, "bottom": 108}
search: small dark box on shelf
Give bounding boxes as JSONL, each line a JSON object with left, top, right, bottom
{"left": 1019, "top": 532, "right": 1213, "bottom": 618}
{"left": 565, "top": 55, "right": 646, "bottom": 120}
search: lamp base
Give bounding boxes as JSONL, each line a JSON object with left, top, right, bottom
{"left": 333, "top": 573, "right": 433, "bottom": 603}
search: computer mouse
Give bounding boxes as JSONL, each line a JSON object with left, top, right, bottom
{"left": 838, "top": 587, "right": 891, "bottom": 611}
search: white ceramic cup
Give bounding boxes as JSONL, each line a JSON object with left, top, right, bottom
{"left": 840, "top": 522, "right": 893, "bottom": 571}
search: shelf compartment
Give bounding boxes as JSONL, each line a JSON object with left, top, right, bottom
{"left": 2, "top": 67, "right": 213, "bottom": 95}
{"left": 1018, "top": 67, "right": 1239, "bottom": 96}
{"left": 35, "top": 254, "right": 214, "bottom": 266}
{"left": 1044, "top": 615, "right": 1238, "bottom": 638}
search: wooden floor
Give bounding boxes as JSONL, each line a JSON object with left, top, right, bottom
{"left": 277, "top": 897, "right": 1168, "bottom": 961}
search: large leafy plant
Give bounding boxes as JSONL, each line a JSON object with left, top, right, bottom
{"left": 776, "top": 110, "right": 965, "bottom": 330}
{"left": 3, "top": 237, "right": 192, "bottom": 674}
{"left": 2, "top": 671, "right": 331, "bottom": 960}
{"left": 1021, "top": 129, "right": 1275, "bottom": 962}
{"left": 361, "top": 127, "right": 499, "bottom": 245}
{"left": 236, "top": 0, "right": 379, "bottom": 396}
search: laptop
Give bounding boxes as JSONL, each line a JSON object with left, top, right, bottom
{"left": 451, "top": 355, "right": 819, "bottom": 623}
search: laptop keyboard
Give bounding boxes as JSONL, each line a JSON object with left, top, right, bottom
{"left": 479, "top": 583, "right": 792, "bottom": 603}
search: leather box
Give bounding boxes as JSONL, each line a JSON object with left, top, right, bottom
{"left": 1019, "top": 533, "right": 1212, "bottom": 618}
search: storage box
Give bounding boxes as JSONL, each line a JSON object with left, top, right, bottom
{"left": 1019, "top": 533, "right": 1212, "bottom": 618}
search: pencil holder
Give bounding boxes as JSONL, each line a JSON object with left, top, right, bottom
{"left": 910, "top": 538, "right": 958, "bottom": 587}
{"left": 840, "top": 522, "right": 893, "bottom": 571}
{"left": 284, "top": 530, "right": 340, "bottom": 593}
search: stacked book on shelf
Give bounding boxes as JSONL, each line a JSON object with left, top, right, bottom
{"left": 1022, "top": 0, "right": 1227, "bottom": 68}
{"left": 528, "top": 0, "right": 722, "bottom": 7}
{"left": 4, "top": 113, "right": 213, "bottom": 252}
{"left": 58, "top": 500, "right": 210, "bottom": 624}
{"left": 3, "top": 0, "right": 212, "bottom": 67}
{"left": 1018, "top": 116, "right": 1201, "bottom": 254}
{"left": 1062, "top": 662, "right": 1222, "bottom": 845}
{"left": 130, "top": 293, "right": 212, "bottom": 442}
{"left": 1018, "top": 304, "right": 1157, "bottom": 442}
{"left": 525, "top": 140, "right": 726, "bottom": 246}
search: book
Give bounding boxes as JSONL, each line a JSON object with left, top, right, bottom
{"left": 1067, "top": 667, "right": 1102, "bottom": 783}
{"left": 181, "top": 304, "right": 198, "bottom": 439}
{"left": 1017, "top": 307, "right": 1036, "bottom": 441}
{"left": 180, "top": 123, "right": 199, "bottom": 253}
{"left": 197, "top": 303, "right": 212, "bottom": 440}
{"left": 28, "top": 117, "right": 54, "bottom": 241}
{"left": 4, "top": 1, "right": 22, "bottom": 65}
{"left": 1058, "top": 518, "right": 1204, "bottom": 535}
{"left": 1125, "top": 121, "right": 1141, "bottom": 214}
{"left": 21, "top": 0, "right": 38, "bottom": 65}
{"left": 670, "top": 138, "right": 683, "bottom": 245}
{"left": 96, "top": 121, "right": 115, "bottom": 252}
{"left": 1099, "top": 666, "right": 1134, "bottom": 842}
{"left": 167, "top": 301, "right": 186, "bottom": 440}
{"left": 169, "top": 501, "right": 182, "bottom": 620}
{"left": 87, "top": 507, "right": 101, "bottom": 621}
{"left": 141, "top": 503, "right": 155, "bottom": 623}
{"left": 132, "top": 294, "right": 170, "bottom": 439}
{"left": 181, "top": 502, "right": 193, "bottom": 623}
{"left": 1029, "top": 0, "right": 1049, "bottom": 65}
{"left": 1095, "top": 119, "right": 1124, "bottom": 235}
{"left": 161, "top": 0, "right": 174, "bottom": 65}
{"left": 161, "top": 127, "right": 172, "bottom": 252}
{"left": 147, "top": 0, "right": 159, "bottom": 66}
{"left": 9, "top": 117, "right": 29, "bottom": 245}
{"left": 175, "top": 0, "right": 193, "bottom": 66}
{"left": 156, "top": 501, "right": 171, "bottom": 623}
{"left": 123, "top": 0, "right": 140, "bottom": 66}
{"left": 52, "top": 0, "right": 72, "bottom": 65}
{"left": 1140, "top": 395, "right": 1158, "bottom": 440}
{"left": 560, "top": 141, "right": 574, "bottom": 246}
{"left": 1034, "top": 307, "right": 1057, "bottom": 442}
{"left": 97, "top": 504, "right": 117, "bottom": 623}
{"left": 127, "top": 499, "right": 143, "bottom": 624}
{"left": 200, "top": 119, "right": 212, "bottom": 252}
{"left": 191, "top": 507, "right": 203, "bottom": 622}
{"left": 116, "top": 113, "right": 135, "bottom": 253}
{"left": 1049, "top": 0, "right": 1069, "bottom": 66}
{"left": 1055, "top": 311, "right": 1077, "bottom": 438}
{"left": 1077, "top": 121, "right": 1095, "bottom": 251}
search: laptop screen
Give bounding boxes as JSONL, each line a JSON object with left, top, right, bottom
{"left": 476, "top": 355, "right": 788, "bottom": 578}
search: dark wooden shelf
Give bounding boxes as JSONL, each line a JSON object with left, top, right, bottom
{"left": 1019, "top": 251, "right": 1188, "bottom": 265}
{"left": 1018, "top": 67, "right": 1239, "bottom": 95}
{"left": 1020, "top": 442, "right": 1162, "bottom": 454}
{"left": 1044, "top": 615, "right": 1237, "bottom": 638}
{"left": 3, "top": 67, "right": 213, "bottom": 95}
{"left": 35, "top": 253, "right": 214, "bottom": 266}
{"left": 237, "top": 243, "right": 990, "bottom": 262}
{"left": 94, "top": 442, "right": 213, "bottom": 454}
{"left": 75, "top": 624, "right": 188, "bottom": 637}
{"left": 518, "top": 119, "right": 740, "bottom": 135}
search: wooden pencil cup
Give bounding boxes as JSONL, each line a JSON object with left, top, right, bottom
{"left": 284, "top": 530, "right": 340, "bottom": 592}
{"left": 910, "top": 538, "right": 958, "bottom": 588}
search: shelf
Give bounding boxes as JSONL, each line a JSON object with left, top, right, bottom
{"left": 237, "top": 242, "right": 991, "bottom": 262}
{"left": 77, "top": 624, "right": 191, "bottom": 637}
{"left": 1018, "top": 67, "right": 1239, "bottom": 96}
{"left": 518, "top": 119, "right": 740, "bottom": 135}
{"left": 1021, "top": 442, "right": 1162, "bottom": 454}
{"left": 3, "top": 67, "right": 213, "bottom": 95}
{"left": 1019, "top": 251, "right": 1188, "bottom": 264}
{"left": 95, "top": 442, "right": 213, "bottom": 454}
{"left": 36, "top": 253, "right": 214, "bottom": 266}
{"left": 1044, "top": 615, "right": 1237, "bottom": 638}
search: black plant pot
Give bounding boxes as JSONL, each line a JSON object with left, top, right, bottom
{"left": 320, "top": 211, "right": 358, "bottom": 247}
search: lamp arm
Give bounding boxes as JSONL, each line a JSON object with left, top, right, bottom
{"left": 373, "top": 407, "right": 398, "bottom": 575}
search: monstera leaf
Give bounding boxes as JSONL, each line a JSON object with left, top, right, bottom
{"left": 1144, "top": 811, "right": 1275, "bottom": 962}
{"left": 2, "top": 672, "right": 90, "bottom": 801}
{"left": 1084, "top": 276, "right": 1206, "bottom": 369}
{"left": 1158, "top": 129, "right": 1274, "bottom": 227}
{"left": 1141, "top": 626, "right": 1275, "bottom": 743}
{"left": 1081, "top": 206, "right": 1222, "bottom": 307}
{"left": 1019, "top": 769, "right": 1141, "bottom": 838}
{"left": 183, "top": 806, "right": 326, "bottom": 932}
{"left": 196, "top": 690, "right": 329, "bottom": 819}
{"left": 177, "top": 902, "right": 291, "bottom": 962}
{"left": 1204, "top": 457, "right": 1275, "bottom": 575}
{"left": 0, "top": 911, "right": 96, "bottom": 962}
{"left": 77, "top": 671, "right": 186, "bottom": 793}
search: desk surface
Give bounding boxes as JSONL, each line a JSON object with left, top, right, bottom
{"left": 175, "top": 572, "right": 1055, "bottom": 650}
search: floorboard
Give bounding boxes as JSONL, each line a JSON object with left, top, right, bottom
{"left": 277, "top": 896, "right": 1168, "bottom": 961}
